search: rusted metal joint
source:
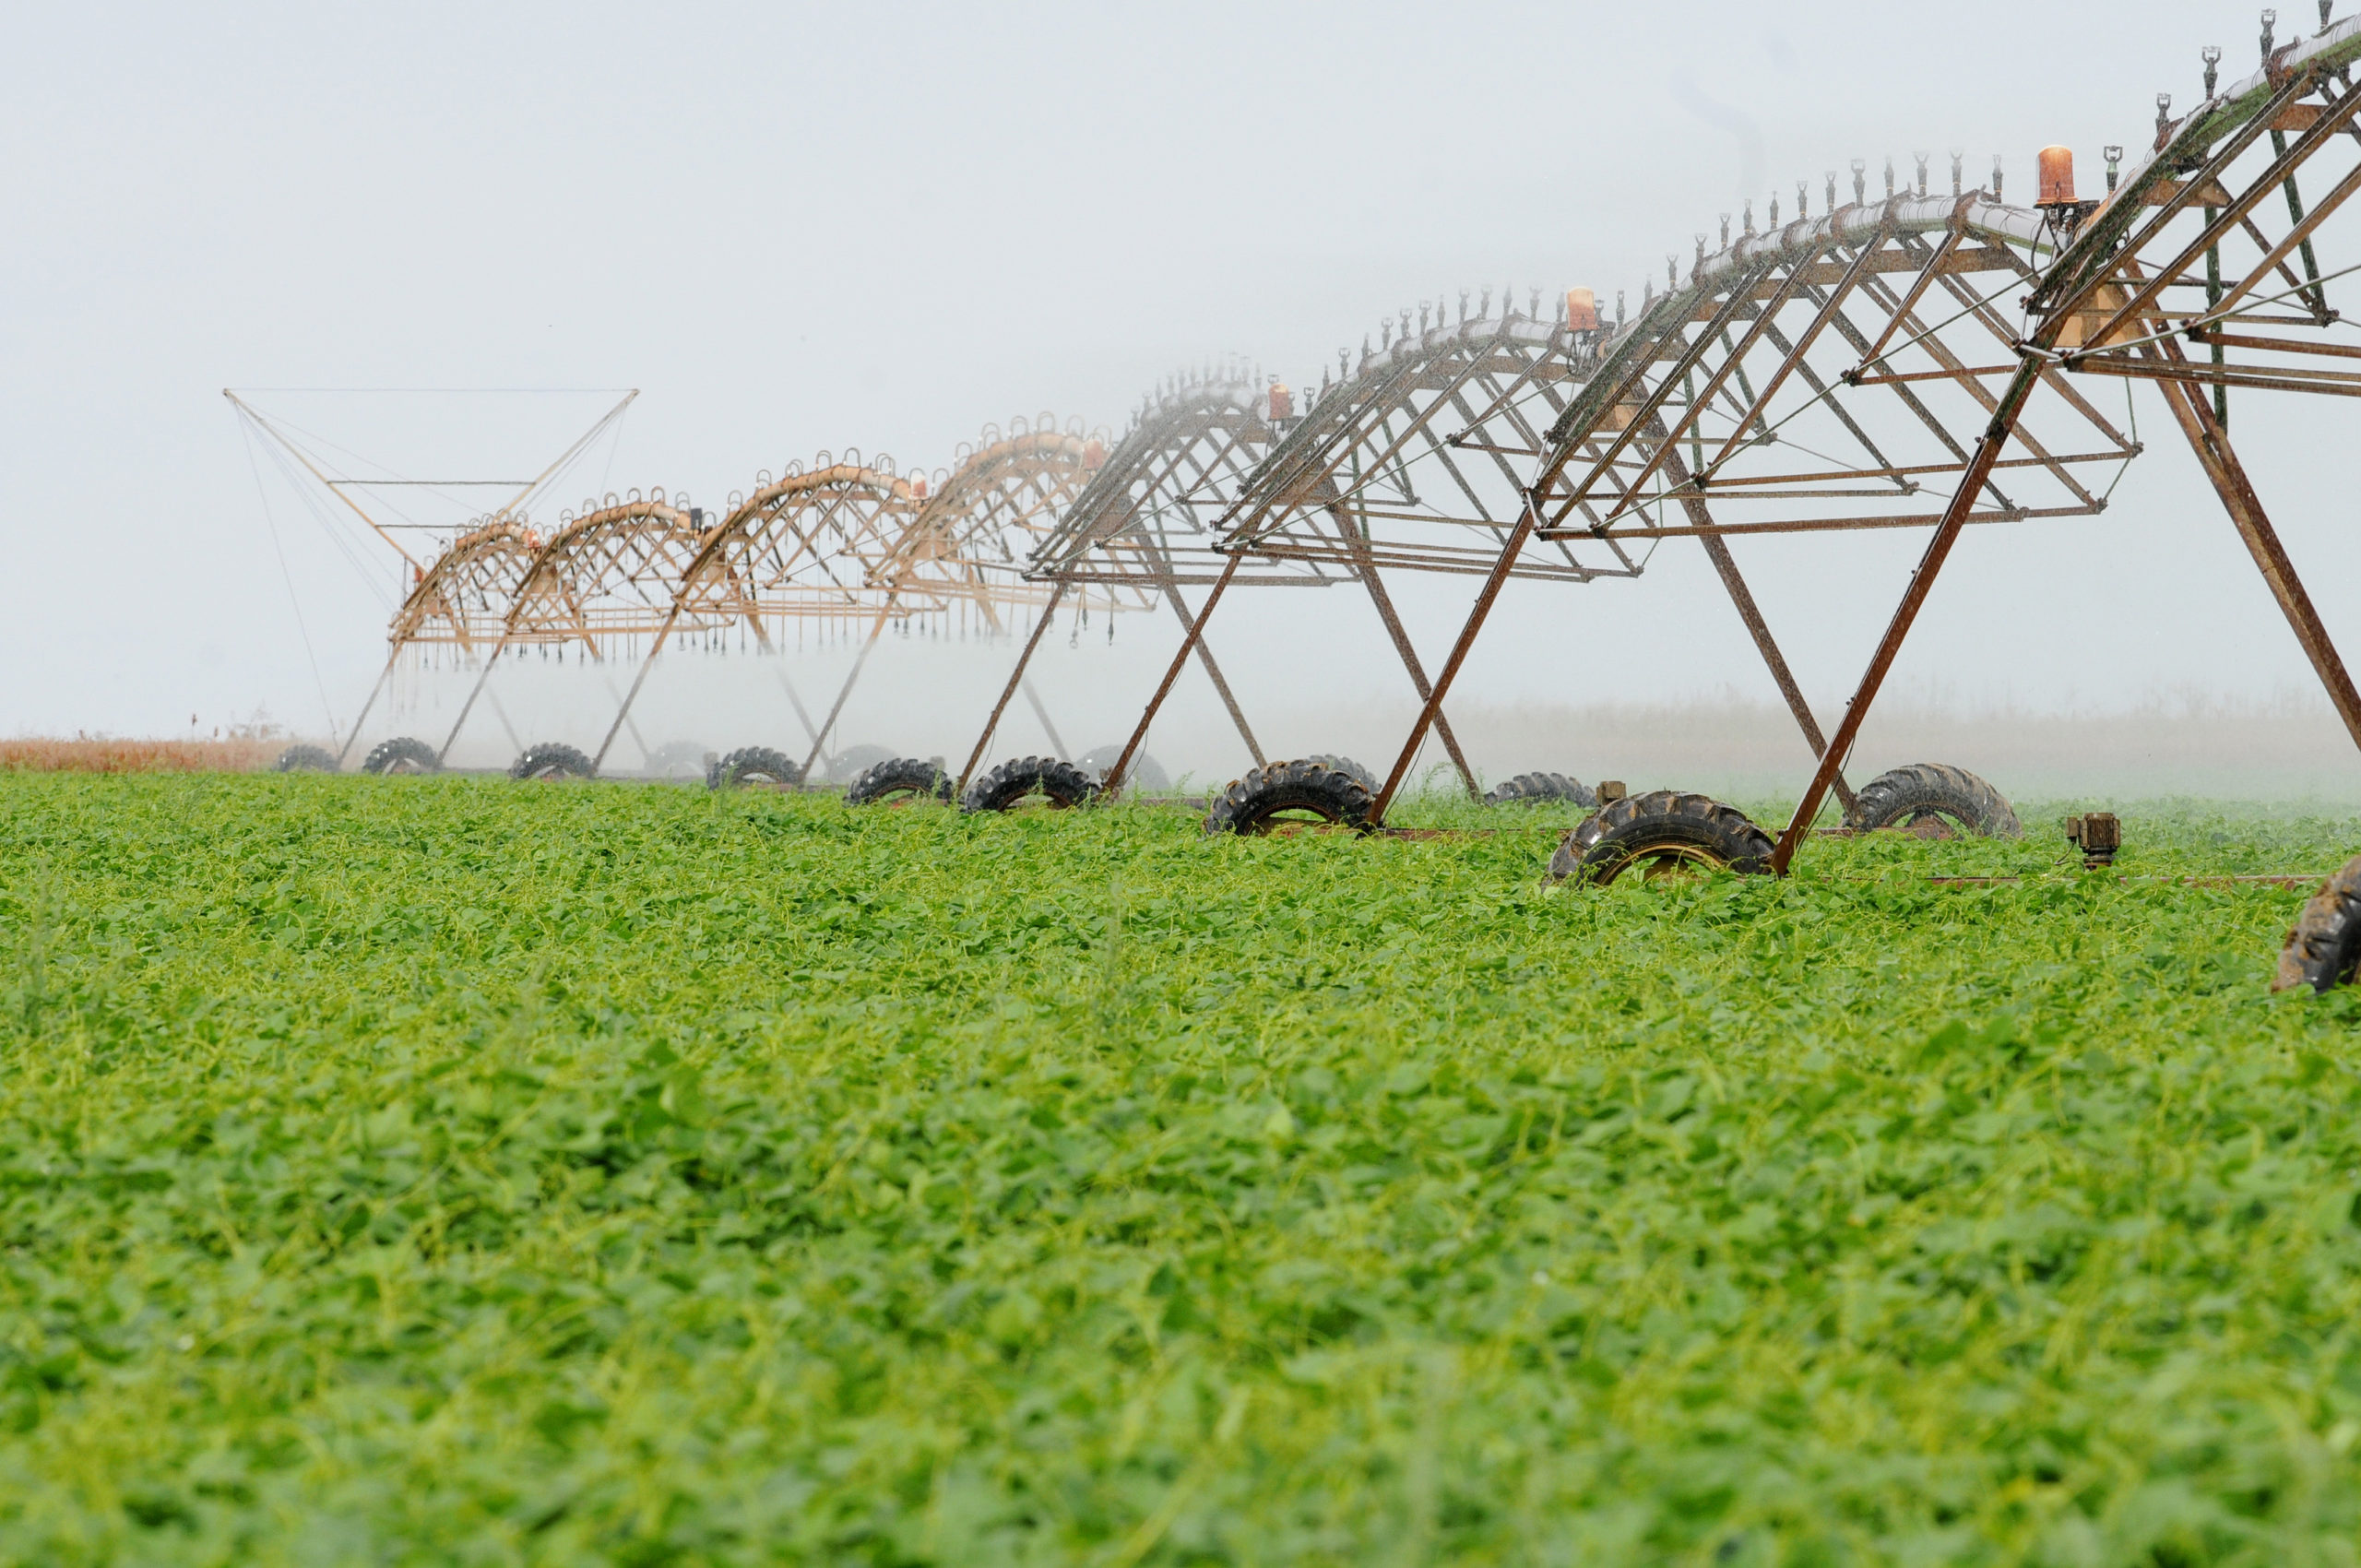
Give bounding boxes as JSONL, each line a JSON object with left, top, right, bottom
{"left": 2065, "top": 812, "right": 2122, "bottom": 868}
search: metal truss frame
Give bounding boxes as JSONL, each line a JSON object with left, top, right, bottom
{"left": 584, "top": 420, "right": 1119, "bottom": 778}
{"left": 1106, "top": 286, "right": 1892, "bottom": 811}
{"left": 1086, "top": 308, "right": 1629, "bottom": 802}
{"left": 961, "top": 375, "right": 1328, "bottom": 790}
{"left": 437, "top": 494, "right": 706, "bottom": 766}
{"left": 1358, "top": 181, "right": 2147, "bottom": 842}
{"left": 1759, "top": 11, "right": 2361, "bottom": 871}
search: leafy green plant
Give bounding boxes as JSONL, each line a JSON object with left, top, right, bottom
{"left": 3, "top": 775, "right": 2360, "bottom": 1564}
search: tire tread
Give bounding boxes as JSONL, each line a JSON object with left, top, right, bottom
{"left": 846, "top": 757, "right": 955, "bottom": 806}
{"left": 961, "top": 755, "right": 1101, "bottom": 814}
{"left": 1548, "top": 789, "right": 1774, "bottom": 884}
{"left": 1484, "top": 770, "right": 1596, "bottom": 807}
{"left": 707, "top": 746, "right": 802, "bottom": 790}
{"left": 1844, "top": 762, "right": 2019, "bottom": 837}
{"left": 1204, "top": 759, "right": 1375, "bottom": 836}
{"left": 2276, "top": 851, "right": 2361, "bottom": 992}
{"left": 362, "top": 736, "right": 439, "bottom": 776}
{"left": 509, "top": 742, "right": 595, "bottom": 781}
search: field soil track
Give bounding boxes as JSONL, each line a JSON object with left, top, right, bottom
{"left": 6, "top": 775, "right": 2361, "bottom": 1562}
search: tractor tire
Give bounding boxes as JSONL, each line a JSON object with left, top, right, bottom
{"left": 508, "top": 742, "right": 596, "bottom": 782}
{"left": 845, "top": 756, "right": 955, "bottom": 806}
{"left": 961, "top": 755, "right": 1101, "bottom": 814}
{"left": 1307, "top": 754, "right": 1379, "bottom": 792}
{"left": 1844, "top": 763, "right": 2020, "bottom": 839}
{"left": 361, "top": 736, "right": 439, "bottom": 776}
{"left": 2275, "top": 852, "right": 2361, "bottom": 992}
{"left": 1077, "top": 744, "right": 1169, "bottom": 793}
{"left": 1484, "top": 770, "right": 1596, "bottom": 807}
{"left": 1548, "top": 790, "right": 1774, "bottom": 885}
{"left": 706, "top": 746, "right": 802, "bottom": 790}
{"left": 274, "top": 744, "right": 338, "bottom": 773}
{"left": 1204, "top": 758, "right": 1375, "bottom": 837}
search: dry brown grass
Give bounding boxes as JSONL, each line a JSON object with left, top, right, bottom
{"left": 0, "top": 736, "right": 296, "bottom": 774}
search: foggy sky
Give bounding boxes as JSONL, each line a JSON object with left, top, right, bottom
{"left": 6, "top": 0, "right": 2356, "bottom": 749}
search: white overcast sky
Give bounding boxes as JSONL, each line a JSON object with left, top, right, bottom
{"left": 7, "top": 0, "right": 2359, "bottom": 742}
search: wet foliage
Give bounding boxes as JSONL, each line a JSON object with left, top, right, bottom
{"left": 5, "top": 775, "right": 2361, "bottom": 1564}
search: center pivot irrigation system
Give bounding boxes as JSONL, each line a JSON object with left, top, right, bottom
{"left": 248, "top": 6, "right": 2361, "bottom": 991}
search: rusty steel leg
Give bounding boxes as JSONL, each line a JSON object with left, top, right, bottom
{"left": 1697, "top": 530, "right": 1857, "bottom": 812}
{"left": 483, "top": 689, "right": 525, "bottom": 756}
{"left": 1658, "top": 444, "right": 1856, "bottom": 812}
{"left": 593, "top": 618, "right": 683, "bottom": 773}
{"left": 1330, "top": 508, "right": 1480, "bottom": 800}
{"left": 799, "top": 601, "right": 896, "bottom": 786}
{"left": 1157, "top": 579, "right": 1264, "bottom": 767}
{"left": 597, "top": 670, "right": 654, "bottom": 769}
{"left": 735, "top": 619, "right": 825, "bottom": 750}
{"left": 1371, "top": 498, "right": 1540, "bottom": 822}
{"left": 335, "top": 650, "right": 401, "bottom": 768}
{"left": 1018, "top": 679, "right": 1071, "bottom": 761}
{"left": 437, "top": 639, "right": 512, "bottom": 766}
{"left": 768, "top": 664, "right": 825, "bottom": 749}
{"left": 1104, "top": 555, "right": 1242, "bottom": 798}
{"left": 1768, "top": 362, "right": 2044, "bottom": 873}
{"left": 2149, "top": 341, "right": 2361, "bottom": 752}
{"left": 1358, "top": 565, "right": 1479, "bottom": 800}
{"left": 960, "top": 581, "right": 1067, "bottom": 791}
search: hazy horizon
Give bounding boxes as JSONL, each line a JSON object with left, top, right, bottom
{"left": 11, "top": 0, "right": 2361, "bottom": 793}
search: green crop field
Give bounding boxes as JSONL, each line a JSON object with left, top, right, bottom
{"left": 8, "top": 774, "right": 2361, "bottom": 1565}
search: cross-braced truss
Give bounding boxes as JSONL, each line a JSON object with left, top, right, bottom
{"left": 338, "top": 10, "right": 2361, "bottom": 823}
{"left": 420, "top": 493, "right": 706, "bottom": 765}
{"left": 1740, "top": 11, "right": 2361, "bottom": 871}
{"left": 1218, "top": 295, "right": 1642, "bottom": 583}
{"left": 955, "top": 374, "right": 1309, "bottom": 788}
{"left": 964, "top": 367, "right": 1510, "bottom": 791}
{"left": 670, "top": 456, "right": 919, "bottom": 634}
{"left": 387, "top": 520, "right": 540, "bottom": 652}
{"left": 878, "top": 418, "right": 1128, "bottom": 619}
{"left": 504, "top": 494, "right": 706, "bottom": 654}
{"left": 1084, "top": 311, "right": 1649, "bottom": 799}
{"left": 591, "top": 422, "right": 1119, "bottom": 776}
{"left": 1526, "top": 197, "right": 2130, "bottom": 548}
{"left": 1027, "top": 374, "right": 1329, "bottom": 592}
{"left": 1361, "top": 182, "right": 2149, "bottom": 826}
